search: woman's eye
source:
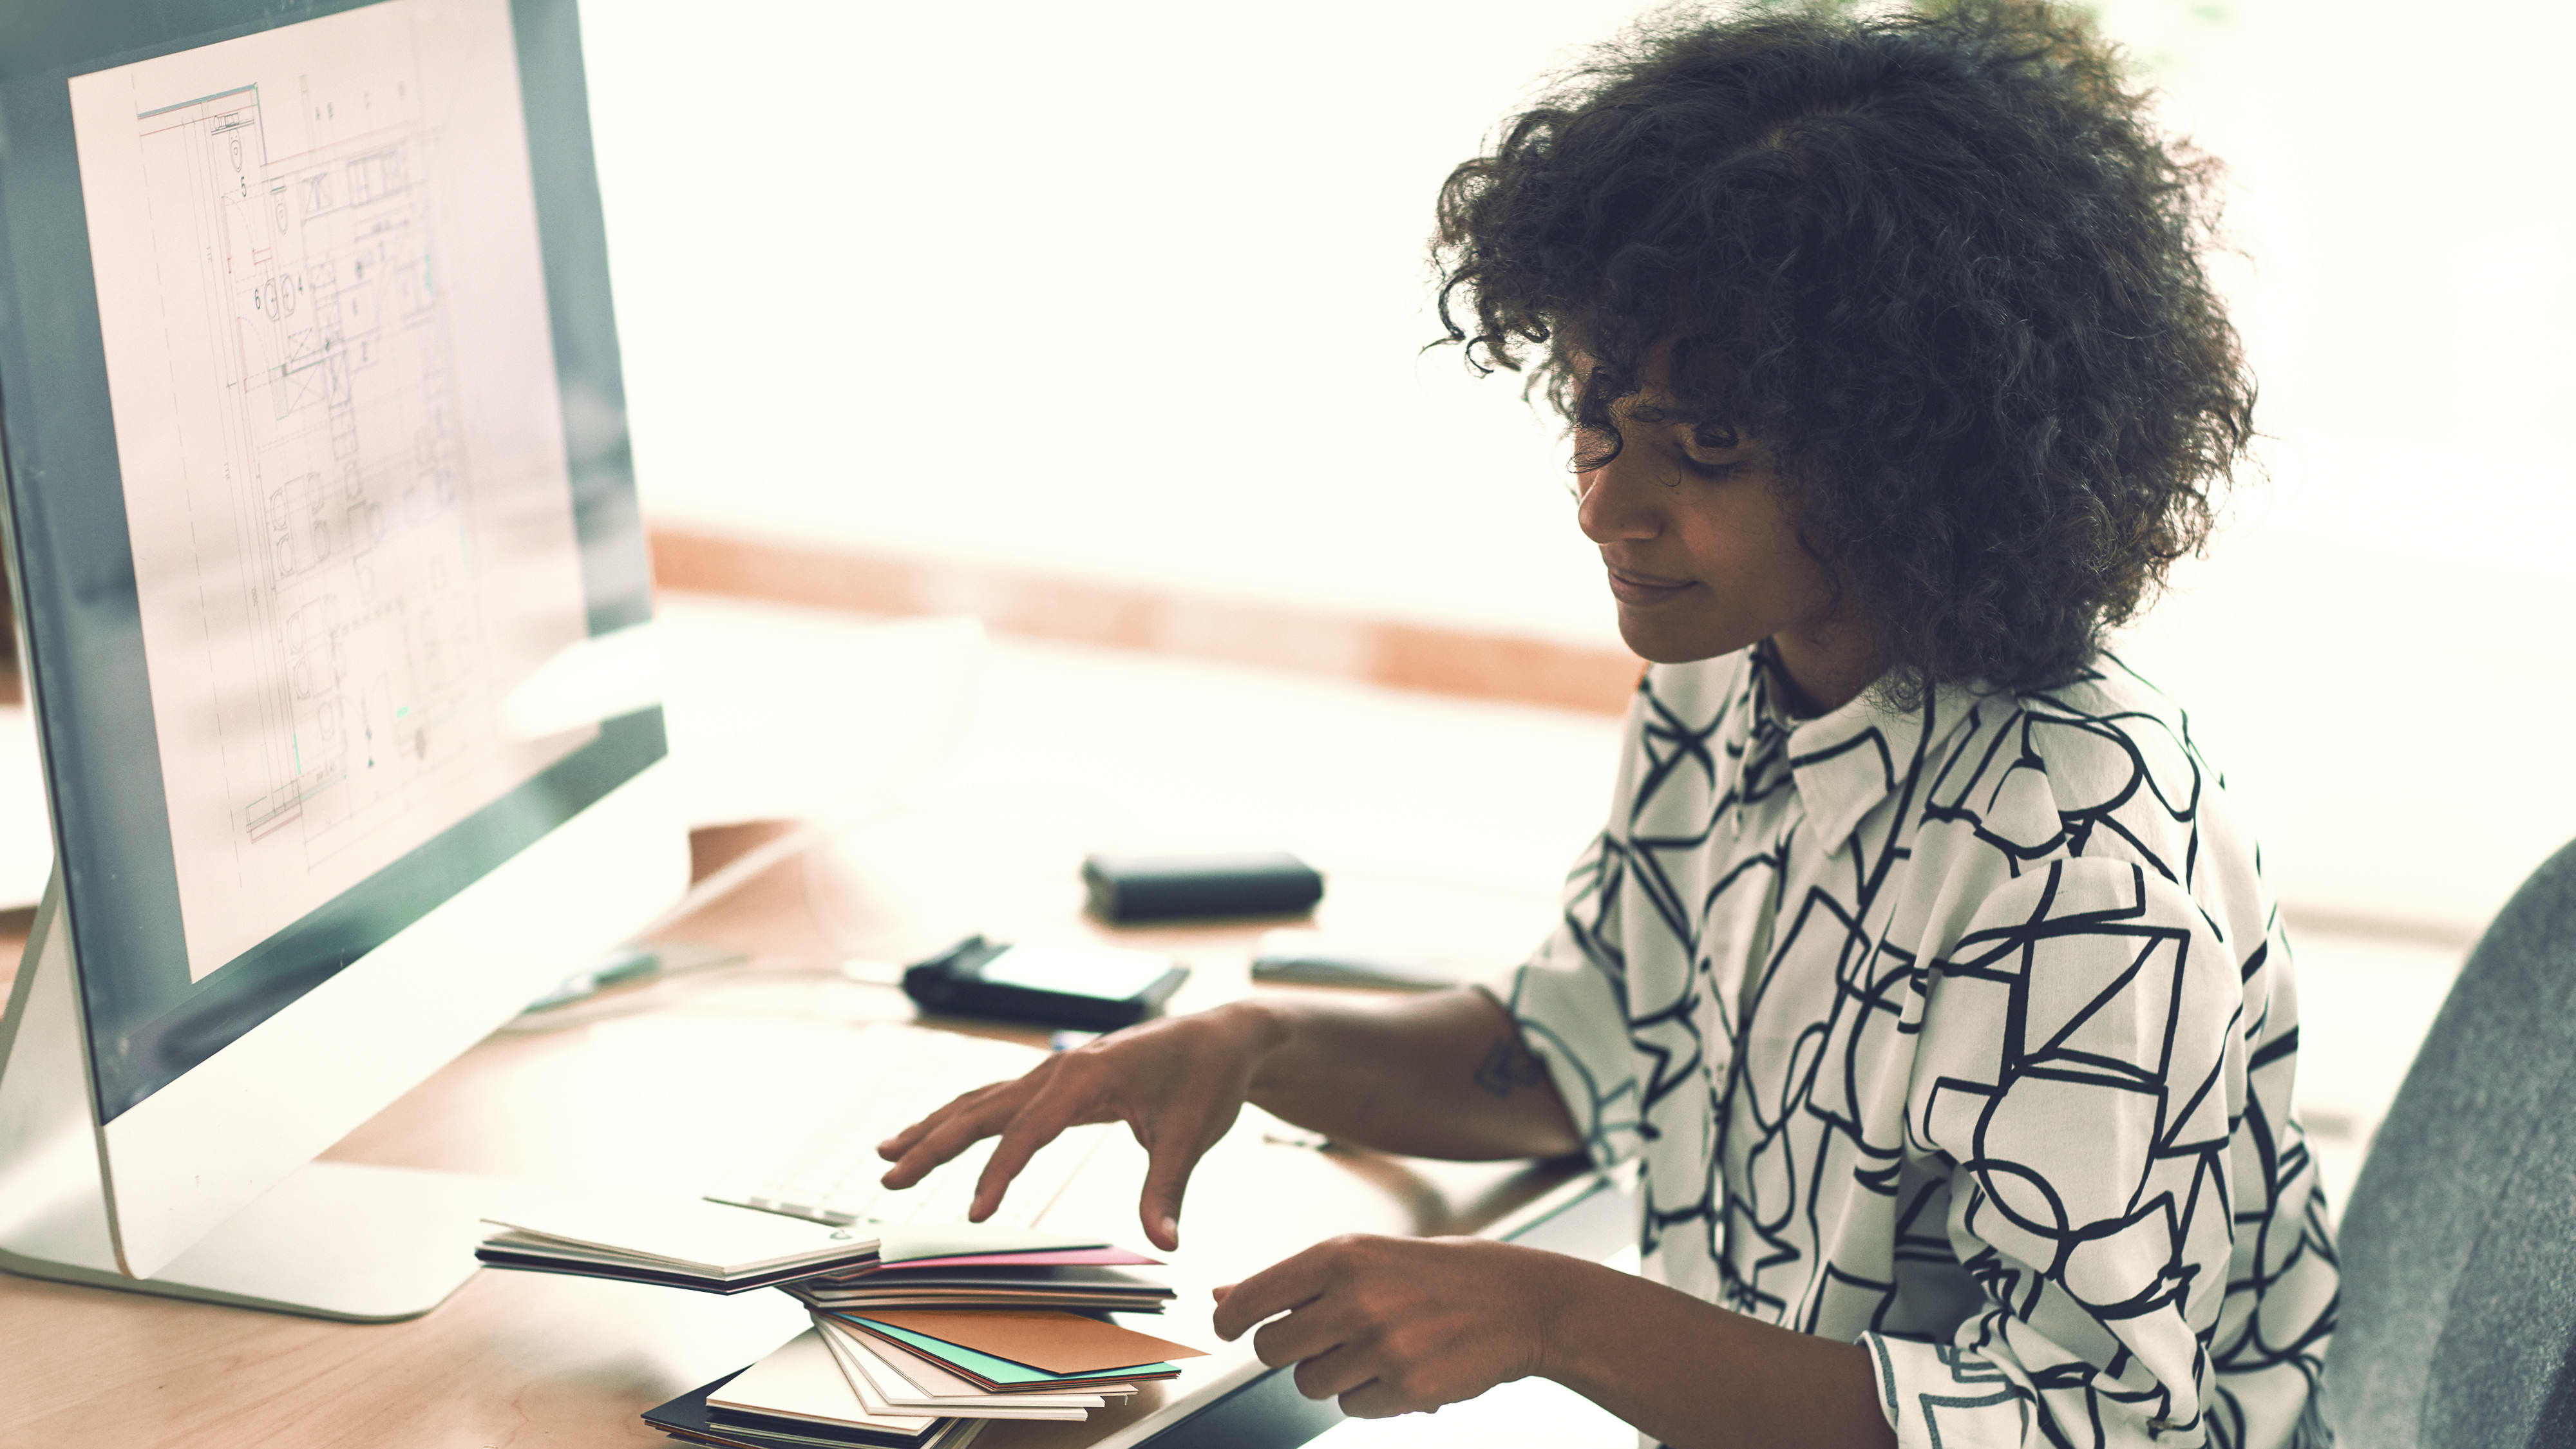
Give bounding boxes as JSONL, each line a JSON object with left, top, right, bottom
{"left": 1676, "top": 423, "right": 1747, "bottom": 480}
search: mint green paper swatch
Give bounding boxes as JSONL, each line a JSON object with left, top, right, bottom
{"left": 842, "top": 1314, "right": 1172, "bottom": 1385}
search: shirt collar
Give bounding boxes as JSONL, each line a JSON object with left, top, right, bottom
{"left": 1736, "top": 646, "right": 1989, "bottom": 849}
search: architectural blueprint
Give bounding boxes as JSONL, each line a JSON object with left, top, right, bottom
{"left": 71, "top": 0, "right": 595, "bottom": 980}
{"left": 160, "top": 79, "right": 479, "bottom": 848}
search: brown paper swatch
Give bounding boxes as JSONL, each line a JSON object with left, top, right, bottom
{"left": 858, "top": 1309, "right": 1206, "bottom": 1376}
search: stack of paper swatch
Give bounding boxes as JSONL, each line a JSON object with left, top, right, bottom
{"left": 477, "top": 1196, "right": 885, "bottom": 1293}
{"left": 784, "top": 1242, "right": 1173, "bottom": 1315}
{"left": 643, "top": 1307, "right": 1204, "bottom": 1446}
{"left": 822, "top": 1307, "right": 1199, "bottom": 1418}
{"left": 470, "top": 1195, "right": 1204, "bottom": 1446}
{"left": 647, "top": 1332, "right": 988, "bottom": 1449}
{"left": 775, "top": 1238, "right": 1196, "bottom": 1439}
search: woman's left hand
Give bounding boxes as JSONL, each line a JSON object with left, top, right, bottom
{"left": 1209, "top": 1234, "right": 1572, "bottom": 1419}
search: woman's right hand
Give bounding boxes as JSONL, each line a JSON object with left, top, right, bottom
{"left": 873, "top": 1000, "right": 1287, "bottom": 1252}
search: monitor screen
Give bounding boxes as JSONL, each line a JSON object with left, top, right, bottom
{"left": 0, "top": 0, "right": 663, "bottom": 1121}
{"left": 70, "top": 1, "right": 597, "bottom": 981}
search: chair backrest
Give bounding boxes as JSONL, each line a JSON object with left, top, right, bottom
{"left": 2324, "top": 836, "right": 2576, "bottom": 1448}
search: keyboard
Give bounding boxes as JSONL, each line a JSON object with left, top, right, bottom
{"left": 703, "top": 1023, "right": 1111, "bottom": 1229}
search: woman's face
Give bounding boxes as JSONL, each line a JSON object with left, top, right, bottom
{"left": 1571, "top": 363, "right": 1880, "bottom": 708}
{"left": 1575, "top": 406, "right": 1832, "bottom": 662}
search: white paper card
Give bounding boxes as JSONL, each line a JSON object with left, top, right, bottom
{"left": 482, "top": 1192, "right": 873, "bottom": 1275}
{"left": 876, "top": 1226, "right": 1112, "bottom": 1264}
{"left": 817, "top": 1321, "right": 1092, "bottom": 1422}
{"left": 712, "top": 1329, "right": 940, "bottom": 1433}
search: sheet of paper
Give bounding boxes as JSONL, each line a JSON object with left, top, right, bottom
{"left": 481, "top": 1191, "right": 873, "bottom": 1274}
{"left": 849, "top": 1318, "right": 1158, "bottom": 1389}
{"left": 816, "top": 1315, "right": 1117, "bottom": 1407}
{"left": 859, "top": 1309, "right": 1205, "bottom": 1377}
{"left": 708, "top": 1329, "right": 940, "bottom": 1434}
{"left": 867, "top": 1242, "right": 1160, "bottom": 1270}
{"left": 823, "top": 1326, "right": 924, "bottom": 1418}
{"left": 817, "top": 1324, "right": 1092, "bottom": 1421}
{"left": 478, "top": 1233, "right": 674, "bottom": 1269}
{"left": 847, "top": 1318, "right": 1173, "bottom": 1388}
{"left": 804, "top": 1258, "right": 1170, "bottom": 1289}
{"left": 875, "top": 1226, "right": 1117, "bottom": 1264}
{"left": 833, "top": 1262, "right": 1166, "bottom": 1285}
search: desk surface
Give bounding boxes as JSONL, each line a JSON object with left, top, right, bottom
{"left": 0, "top": 600, "right": 1617, "bottom": 1449}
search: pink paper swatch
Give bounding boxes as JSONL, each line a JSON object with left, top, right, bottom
{"left": 869, "top": 1246, "right": 1162, "bottom": 1272}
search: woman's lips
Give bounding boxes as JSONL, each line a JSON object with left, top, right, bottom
{"left": 1605, "top": 563, "right": 1697, "bottom": 606}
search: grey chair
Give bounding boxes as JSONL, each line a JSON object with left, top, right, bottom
{"left": 2324, "top": 837, "right": 2576, "bottom": 1447}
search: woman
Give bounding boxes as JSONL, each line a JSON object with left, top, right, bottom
{"left": 877, "top": 5, "right": 2338, "bottom": 1446}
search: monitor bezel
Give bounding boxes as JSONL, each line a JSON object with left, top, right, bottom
{"left": 0, "top": 0, "right": 666, "bottom": 1122}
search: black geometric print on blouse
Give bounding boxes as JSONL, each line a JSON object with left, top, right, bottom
{"left": 1548, "top": 651, "right": 2338, "bottom": 1449}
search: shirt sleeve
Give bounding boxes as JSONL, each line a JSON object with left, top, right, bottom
{"left": 1488, "top": 826, "right": 1644, "bottom": 1170}
{"left": 1486, "top": 681, "right": 1654, "bottom": 1171}
{"left": 1864, "top": 856, "right": 2255, "bottom": 1449}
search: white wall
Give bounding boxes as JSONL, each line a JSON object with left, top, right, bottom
{"left": 2094, "top": 0, "right": 2576, "bottom": 931}
{"left": 583, "top": 0, "right": 1639, "bottom": 645}
{"left": 583, "top": 1, "right": 2576, "bottom": 933}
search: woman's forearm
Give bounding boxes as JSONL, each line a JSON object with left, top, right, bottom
{"left": 1233, "top": 986, "right": 1584, "bottom": 1162}
{"left": 1535, "top": 1255, "right": 1898, "bottom": 1449}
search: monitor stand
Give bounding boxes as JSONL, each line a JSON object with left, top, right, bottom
{"left": 0, "top": 878, "right": 512, "bottom": 1321}
{"left": 0, "top": 1160, "right": 503, "bottom": 1321}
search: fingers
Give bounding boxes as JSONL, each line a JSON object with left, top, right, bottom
{"left": 1215, "top": 1238, "right": 1443, "bottom": 1418}
{"left": 1254, "top": 1302, "right": 1441, "bottom": 1417}
{"left": 969, "top": 1101, "right": 1077, "bottom": 1221}
{"left": 1135, "top": 1114, "right": 1222, "bottom": 1252}
{"left": 875, "top": 1110, "right": 940, "bottom": 1162}
{"left": 878, "top": 1078, "right": 1011, "bottom": 1162}
{"left": 1253, "top": 1301, "right": 1350, "bottom": 1372}
{"left": 878, "top": 1085, "right": 1019, "bottom": 1189}
{"left": 1337, "top": 1379, "right": 1424, "bottom": 1419}
{"left": 1291, "top": 1345, "right": 1378, "bottom": 1404}
{"left": 1211, "top": 1240, "right": 1338, "bottom": 1341}
{"left": 877, "top": 1079, "right": 995, "bottom": 1161}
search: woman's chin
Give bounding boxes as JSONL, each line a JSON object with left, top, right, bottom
{"left": 1614, "top": 612, "right": 1747, "bottom": 667}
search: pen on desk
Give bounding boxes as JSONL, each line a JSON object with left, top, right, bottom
{"left": 520, "top": 946, "right": 664, "bottom": 1012}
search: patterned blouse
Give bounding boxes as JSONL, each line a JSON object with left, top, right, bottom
{"left": 1499, "top": 646, "right": 2339, "bottom": 1449}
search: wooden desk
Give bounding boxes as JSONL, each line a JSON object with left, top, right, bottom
{"left": 0, "top": 822, "right": 1580, "bottom": 1449}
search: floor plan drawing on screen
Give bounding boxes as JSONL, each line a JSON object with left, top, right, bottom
{"left": 71, "top": 0, "right": 596, "bottom": 981}
{"left": 147, "top": 79, "right": 481, "bottom": 855}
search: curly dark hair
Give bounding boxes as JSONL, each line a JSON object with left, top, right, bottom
{"left": 1430, "top": 0, "right": 2250, "bottom": 699}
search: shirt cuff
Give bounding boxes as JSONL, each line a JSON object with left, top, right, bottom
{"left": 1863, "top": 1334, "right": 2036, "bottom": 1449}
{"left": 1486, "top": 947, "right": 1642, "bottom": 1170}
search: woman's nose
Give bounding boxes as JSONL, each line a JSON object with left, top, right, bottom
{"left": 1576, "top": 456, "right": 1660, "bottom": 544}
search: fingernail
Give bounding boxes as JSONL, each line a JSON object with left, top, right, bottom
{"left": 1159, "top": 1215, "right": 1180, "bottom": 1245}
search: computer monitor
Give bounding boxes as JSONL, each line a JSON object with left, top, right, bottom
{"left": 0, "top": 0, "right": 683, "bottom": 1319}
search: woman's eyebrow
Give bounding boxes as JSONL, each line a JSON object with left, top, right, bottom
{"left": 1626, "top": 402, "right": 1742, "bottom": 446}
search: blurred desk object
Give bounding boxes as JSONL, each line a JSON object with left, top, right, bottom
{"left": 0, "top": 679, "right": 54, "bottom": 920}
{"left": 0, "top": 595, "right": 1622, "bottom": 1448}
